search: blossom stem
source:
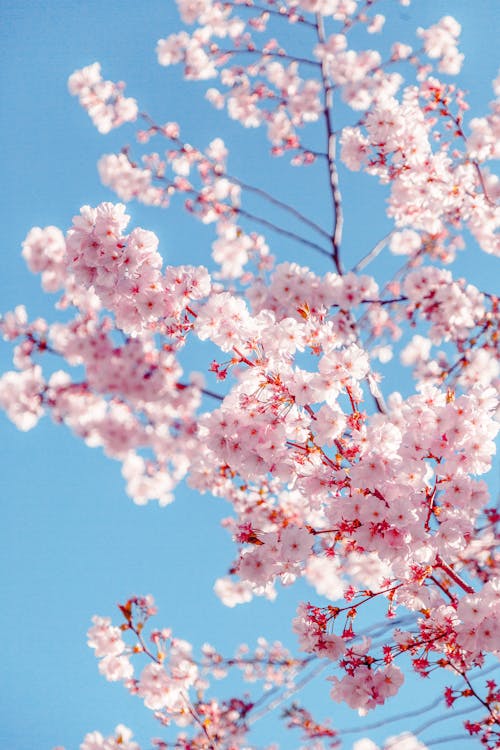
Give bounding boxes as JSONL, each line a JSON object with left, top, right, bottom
{"left": 129, "top": 623, "right": 161, "bottom": 665}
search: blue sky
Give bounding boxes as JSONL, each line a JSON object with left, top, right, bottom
{"left": 0, "top": 2, "right": 499, "bottom": 749}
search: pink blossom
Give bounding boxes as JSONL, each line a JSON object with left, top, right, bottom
{"left": 305, "top": 555, "right": 344, "bottom": 601}
{"left": 68, "top": 63, "right": 138, "bottom": 133}
{"left": 417, "top": 16, "right": 464, "bottom": 74}
{"left": 22, "top": 226, "right": 67, "bottom": 291}
{"left": 98, "top": 654, "right": 134, "bottom": 682}
{"left": 3, "top": 5, "right": 500, "bottom": 747}
{"left": 389, "top": 229, "right": 421, "bottom": 256}
{"left": 214, "top": 577, "right": 253, "bottom": 607}
{"left": 340, "top": 127, "right": 370, "bottom": 171}
{"left": 0, "top": 365, "right": 45, "bottom": 430}
{"left": 330, "top": 663, "right": 404, "bottom": 714}
{"left": 87, "top": 615, "right": 126, "bottom": 658}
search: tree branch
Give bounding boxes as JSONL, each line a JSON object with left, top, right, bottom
{"left": 315, "top": 13, "right": 344, "bottom": 274}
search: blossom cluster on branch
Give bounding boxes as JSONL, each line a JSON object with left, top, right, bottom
{"left": 2, "top": 0, "right": 499, "bottom": 748}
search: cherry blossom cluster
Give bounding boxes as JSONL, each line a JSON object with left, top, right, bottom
{"left": 2, "top": 1, "right": 500, "bottom": 749}
{"left": 77, "top": 725, "right": 140, "bottom": 750}
{"left": 68, "top": 594, "right": 500, "bottom": 749}
{"left": 340, "top": 80, "right": 500, "bottom": 257}
{"left": 2, "top": 196, "right": 497, "bottom": 738}
{"left": 83, "top": 596, "right": 310, "bottom": 748}
{"left": 399, "top": 269, "right": 500, "bottom": 389}
{"left": 65, "top": 202, "right": 211, "bottom": 335}
{"left": 68, "top": 62, "right": 138, "bottom": 133}
{"left": 143, "top": 0, "right": 500, "bottom": 264}
{"left": 1, "top": 207, "right": 212, "bottom": 504}
{"left": 97, "top": 133, "right": 277, "bottom": 280}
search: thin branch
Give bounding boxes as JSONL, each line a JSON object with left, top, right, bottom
{"left": 229, "top": 175, "right": 332, "bottom": 241}
{"left": 315, "top": 13, "right": 344, "bottom": 274}
{"left": 178, "top": 382, "right": 224, "bottom": 402}
{"left": 215, "top": 46, "right": 321, "bottom": 68}
{"left": 338, "top": 693, "right": 444, "bottom": 735}
{"left": 429, "top": 575, "right": 456, "bottom": 603}
{"left": 201, "top": 387, "right": 224, "bottom": 402}
{"left": 123, "top": 147, "right": 333, "bottom": 258}
{"left": 236, "top": 206, "right": 332, "bottom": 256}
{"left": 441, "top": 107, "right": 497, "bottom": 208}
{"left": 457, "top": 669, "right": 499, "bottom": 720}
{"left": 358, "top": 295, "right": 407, "bottom": 305}
{"left": 412, "top": 703, "right": 482, "bottom": 737}
{"left": 352, "top": 232, "right": 393, "bottom": 273}
{"left": 426, "top": 734, "right": 477, "bottom": 747}
{"left": 225, "top": 1, "right": 317, "bottom": 28}
{"left": 297, "top": 145, "right": 329, "bottom": 159}
{"left": 180, "top": 691, "right": 219, "bottom": 749}
{"left": 248, "top": 655, "right": 315, "bottom": 716}
{"left": 138, "top": 113, "right": 330, "bottom": 241}
{"left": 130, "top": 623, "right": 161, "bottom": 664}
{"left": 248, "top": 659, "right": 329, "bottom": 726}
{"left": 473, "top": 160, "right": 497, "bottom": 207}
{"left": 435, "top": 556, "right": 475, "bottom": 595}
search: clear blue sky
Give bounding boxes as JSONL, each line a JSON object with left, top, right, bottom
{"left": 0, "top": 2, "right": 498, "bottom": 749}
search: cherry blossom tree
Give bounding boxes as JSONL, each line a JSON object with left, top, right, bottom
{"left": 2, "top": 1, "right": 499, "bottom": 749}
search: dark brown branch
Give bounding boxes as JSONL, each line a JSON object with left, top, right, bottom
{"left": 201, "top": 387, "right": 224, "bottom": 402}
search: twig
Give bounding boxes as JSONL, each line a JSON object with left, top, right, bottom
{"left": 229, "top": 176, "right": 331, "bottom": 241}
{"left": 201, "top": 387, "right": 224, "bottom": 402}
{"left": 352, "top": 232, "right": 393, "bottom": 273}
{"left": 412, "top": 703, "right": 482, "bottom": 737}
{"left": 435, "top": 556, "right": 475, "bottom": 595}
{"left": 236, "top": 206, "right": 332, "bottom": 256}
{"left": 247, "top": 659, "right": 329, "bottom": 726}
{"left": 180, "top": 691, "right": 219, "bottom": 749}
{"left": 225, "top": 1, "right": 317, "bottom": 29}
{"left": 215, "top": 46, "right": 320, "bottom": 68}
{"left": 338, "top": 693, "right": 444, "bottom": 735}
{"left": 138, "top": 113, "right": 331, "bottom": 243}
{"left": 426, "top": 734, "right": 477, "bottom": 746}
